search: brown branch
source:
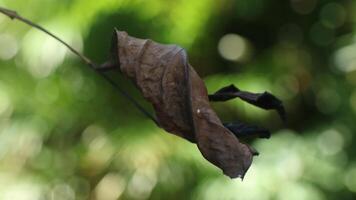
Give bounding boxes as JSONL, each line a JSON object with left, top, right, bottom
{"left": 0, "top": 6, "right": 158, "bottom": 125}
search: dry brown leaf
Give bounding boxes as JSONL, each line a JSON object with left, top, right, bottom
{"left": 109, "top": 30, "right": 255, "bottom": 178}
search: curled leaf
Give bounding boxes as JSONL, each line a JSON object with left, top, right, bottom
{"left": 109, "top": 30, "right": 256, "bottom": 178}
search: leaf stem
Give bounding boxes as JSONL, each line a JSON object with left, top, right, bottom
{"left": 0, "top": 6, "right": 158, "bottom": 125}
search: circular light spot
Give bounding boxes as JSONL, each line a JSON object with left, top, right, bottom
{"left": 81, "top": 125, "right": 114, "bottom": 174}
{"left": 51, "top": 183, "right": 75, "bottom": 200}
{"left": 127, "top": 170, "right": 157, "bottom": 199}
{"left": 218, "top": 34, "right": 249, "bottom": 62}
{"left": 276, "top": 152, "right": 304, "bottom": 180}
{"left": 22, "top": 25, "right": 83, "bottom": 78}
{"left": 82, "top": 125, "right": 106, "bottom": 146}
{"left": 334, "top": 44, "right": 356, "bottom": 73}
{"left": 0, "top": 34, "right": 18, "bottom": 60}
{"left": 22, "top": 31, "right": 66, "bottom": 78}
{"left": 317, "top": 129, "right": 344, "bottom": 156}
{"left": 290, "top": 0, "right": 318, "bottom": 15}
{"left": 310, "top": 22, "right": 334, "bottom": 46}
{"left": 320, "top": 3, "right": 346, "bottom": 29}
{"left": 95, "top": 173, "right": 125, "bottom": 200}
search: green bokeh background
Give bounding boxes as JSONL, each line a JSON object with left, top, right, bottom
{"left": 1, "top": 0, "right": 356, "bottom": 199}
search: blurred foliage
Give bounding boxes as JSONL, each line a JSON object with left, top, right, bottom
{"left": 1, "top": 0, "right": 356, "bottom": 199}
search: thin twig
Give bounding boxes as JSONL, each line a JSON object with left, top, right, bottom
{"left": 0, "top": 6, "right": 158, "bottom": 125}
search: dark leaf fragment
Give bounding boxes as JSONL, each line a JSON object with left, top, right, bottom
{"left": 224, "top": 122, "right": 271, "bottom": 139}
{"left": 209, "top": 84, "right": 286, "bottom": 121}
